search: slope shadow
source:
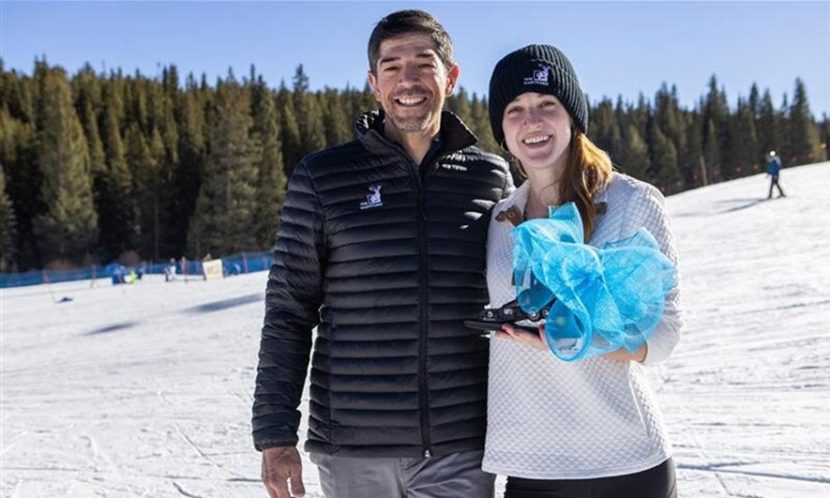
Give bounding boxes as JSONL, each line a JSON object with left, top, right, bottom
{"left": 84, "top": 321, "right": 140, "bottom": 336}
{"left": 185, "top": 293, "right": 263, "bottom": 314}
{"left": 719, "top": 198, "right": 768, "bottom": 213}
{"left": 674, "top": 197, "right": 770, "bottom": 217}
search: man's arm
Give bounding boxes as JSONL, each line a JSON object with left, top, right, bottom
{"left": 252, "top": 159, "right": 325, "bottom": 449}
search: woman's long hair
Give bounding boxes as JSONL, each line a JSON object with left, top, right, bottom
{"left": 513, "top": 129, "right": 613, "bottom": 242}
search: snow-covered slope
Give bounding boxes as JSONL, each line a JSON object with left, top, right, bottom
{"left": 2, "top": 163, "right": 828, "bottom": 497}
{"left": 658, "top": 162, "right": 830, "bottom": 497}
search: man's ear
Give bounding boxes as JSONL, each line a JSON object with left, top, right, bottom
{"left": 367, "top": 70, "right": 381, "bottom": 103}
{"left": 445, "top": 64, "right": 460, "bottom": 96}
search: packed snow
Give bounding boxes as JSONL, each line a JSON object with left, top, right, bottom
{"left": 2, "top": 163, "right": 828, "bottom": 497}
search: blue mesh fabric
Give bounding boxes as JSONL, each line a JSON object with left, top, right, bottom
{"left": 512, "top": 203, "right": 677, "bottom": 361}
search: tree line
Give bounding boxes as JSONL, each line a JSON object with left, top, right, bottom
{"left": 0, "top": 59, "right": 827, "bottom": 272}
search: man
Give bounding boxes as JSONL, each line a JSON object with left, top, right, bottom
{"left": 252, "top": 9, "right": 513, "bottom": 498}
{"left": 766, "top": 150, "right": 785, "bottom": 198}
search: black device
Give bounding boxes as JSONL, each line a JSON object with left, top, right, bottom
{"left": 464, "top": 298, "right": 553, "bottom": 333}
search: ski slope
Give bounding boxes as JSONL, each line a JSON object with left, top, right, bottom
{"left": 2, "top": 163, "right": 829, "bottom": 497}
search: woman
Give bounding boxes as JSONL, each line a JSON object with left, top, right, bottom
{"left": 482, "top": 44, "right": 681, "bottom": 498}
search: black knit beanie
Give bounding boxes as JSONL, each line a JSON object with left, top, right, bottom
{"left": 488, "top": 44, "right": 588, "bottom": 147}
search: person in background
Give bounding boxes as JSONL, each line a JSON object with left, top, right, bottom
{"left": 766, "top": 150, "right": 786, "bottom": 198}
{"left": 164, "top": 258, "right": 177, "bottom": 282}
{"left": 252, "top": 9, "right": 513, "bottom": 498}
{"left": 482, "top": 44, "right": 682, "bottom": 498}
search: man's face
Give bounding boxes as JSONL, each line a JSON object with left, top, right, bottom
{"left": 368, "top": 33, "right": 459, "bottom": 136}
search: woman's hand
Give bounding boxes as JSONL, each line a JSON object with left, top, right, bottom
{"left": 496, "top": 323, "right": 548, "bottom": 350}
{"left": 497, "top": 323, "right": 649, "bottom": 363}
{"left": 603, "top": 343, "right": 648, "bottom": 362}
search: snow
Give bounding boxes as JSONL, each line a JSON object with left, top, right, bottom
{"left": 2, "top": 162, "right": 829, "bottom": 497}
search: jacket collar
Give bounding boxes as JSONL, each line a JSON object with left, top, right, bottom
{"left": 496, "top": 177, "right": 613, "bottom": 226}
{"left": 354, "top": 109, "right": 478, "bottom": 157}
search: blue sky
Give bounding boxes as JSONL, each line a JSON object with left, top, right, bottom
{"left": 2, "top": 1, "right": 828, "bottom": 116}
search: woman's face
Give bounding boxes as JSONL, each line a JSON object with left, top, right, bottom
{"left": 502, "top": 92, "right": 572, "bottom": 174}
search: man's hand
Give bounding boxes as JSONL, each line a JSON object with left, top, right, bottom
{"left": 262, "top": 446, "right": 305, "bottom": 498}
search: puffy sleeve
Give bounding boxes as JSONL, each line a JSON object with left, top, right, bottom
{"left": 622, "top": 184, "right": 683, "bottom": 364}
{"left": 252, "top": 160, "right": 326, "bottom": 450}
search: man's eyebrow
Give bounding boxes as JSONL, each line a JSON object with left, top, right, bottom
{"left": 378, "top": 51, "right": 438, "bottom": 65}
{"left": 378, "top": 56, "right": 401, "bottom": 65}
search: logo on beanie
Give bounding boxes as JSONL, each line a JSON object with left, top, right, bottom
{"left": 524, "top": 64, "right": 550, "bottom": 86}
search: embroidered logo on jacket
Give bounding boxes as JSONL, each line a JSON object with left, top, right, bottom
{"left": 524, "top": 64, "right": 550, "bottom": 86}
{"left": 360, "top": 184, "right": 383, "bottom": 210}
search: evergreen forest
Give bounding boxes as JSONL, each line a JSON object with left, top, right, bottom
{"left": 0, "top": 60, "right": 827, "bottom": 272}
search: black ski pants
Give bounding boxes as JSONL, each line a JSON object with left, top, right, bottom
{"left": 768, "top": 177, "right": 785, "bottom": 198}
{"left": 503, "top": 458, "right": 676, "bottom": 498}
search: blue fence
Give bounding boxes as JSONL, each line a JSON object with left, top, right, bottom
{"left": 0, "top": 251, "right": 273, "bottom": 289}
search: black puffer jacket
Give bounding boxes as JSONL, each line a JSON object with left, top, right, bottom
{"left": 253, "top": 110, "right": 512, "bottom": 457}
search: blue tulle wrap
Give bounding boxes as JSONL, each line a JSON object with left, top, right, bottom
{"left": 512, "top": 203, "right": 677, "bottom": 361}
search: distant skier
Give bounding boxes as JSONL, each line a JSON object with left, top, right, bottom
{"left": 164, "top": 258, "right": 177, "bottom": 282}
{"left": 766, "top": 150, "right": 786, "bottom": 199}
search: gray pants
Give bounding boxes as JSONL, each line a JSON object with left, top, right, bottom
{"left": 310, "top": 450, "right": 494, "bottom": 498}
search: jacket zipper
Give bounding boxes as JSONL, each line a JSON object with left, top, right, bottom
{"left": 384, "top": 134, "right": 447, "bottom": 459}
{"left": 400, "top": 146, "right": 440, "bottom": 459}
{"left": 416, "top": 184, "right": 431, "bottom": 458}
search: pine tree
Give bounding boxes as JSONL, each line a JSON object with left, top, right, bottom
{"left": 702, "top": 75, "right": 729, "bottom": 183}
{"left": 758, "top": 90, "right": 777, "bottom": 161}
{"left": 618, "top": 123, "right": 650, "bottom": 180}
{"left": 729, "top": 98, "right": 760, "bottom": 176}
{"left": 251, "top": 76, "right": 287, "bottom": 248}
{"left": 655, "top": 85, "right": 687, "bottom": 178}
{"left": 447, "top": 86, "right": 472, "bottom": 125}
{"left": 748, "top": 83, "right": 761, "bottom": 119}
{"left": 71, "top": 64, "right": 106, "bottom": 175}
{"left": 32, "top": 67, "right": 98, "bottom": 262}
{"left": 148, "top": 128, "right": 167, "bottom": 259}
{"left": 0, "top": 164, "right": 17, "bottom": 271}
{"left": 359, "top": 81, "right": 376, "bottom": 116}
{"left": 589, "top": 98, "right": 621, "bottom": 164}
{"left": 162, "top": 65, "right": 180, "bottom": 109}
{"left": 321, "top": 88, "right": 351, "bottom": 147}
{"left": 172, "top": 81, "right": 207, "bottom": 256}
{"left": 80, "top": 99, "right": 106, "bottom": 176}
{"left": 683, "top": 110, "right": 705, "bottom": 187}
{"left": 0, "top": 102, "right": 39, "bottom": 269}
{"left": 128, "top": 71, "right": 153, "bottom": 134}
{"left": 702, "top": 117, "right": 721, "bottom": 184}
{"left": 777, "top": 93, "right": 794, "bottom": 165}
{"left": 292, "top": 65, "right": 326, "bottom": 159}
{"left": 153, "top": 84, "right": 180, "bottom": 259}
{"left": 789, "top": 78, "right": 822, "bottom": 165}
{"left": 0, "top": 105, "right": 18, "bottom": 175}
{"left": 277, "top": 82, "right": 302, "bottom": 177}
{"left": 2, "top": 62, "right": 35, "bottom": 124}
{"left": 470, "top": 94, "right": 499, "bottom": 154}
{"left": 99, "top": 93, "right": 139, "bottom": 260}
{"left": 649, "top": 124, "right": 681, "bottom": 193}
{"left": 187, "top": 79, "right": 260, "bottom": 257}
{"left": 124, "top": 124, "right": 155, "bottom": 260}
